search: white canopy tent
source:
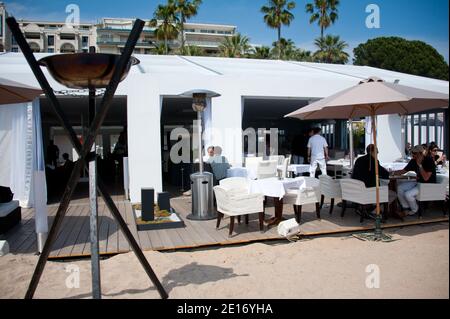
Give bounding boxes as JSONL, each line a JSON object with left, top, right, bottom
{"left": 0, "top": 79, "right": 48, "bottom": 252}
{"left": 0, "top": 53, "right": 448, "bottom": 203}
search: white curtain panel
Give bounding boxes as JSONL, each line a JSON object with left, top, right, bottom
{"left": 0, "top": 102, "right": 29, "bottom": 206}
{"left": 0, "top": 99, "right": 47, "bottom": 209}
{"left": 31, "top": 99, "right": 48, "bottom": 235}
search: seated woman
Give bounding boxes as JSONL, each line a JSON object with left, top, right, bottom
{"left": 392, "top": 145, "right": 436, "bottom": 216}
{"left": 428, "top": 143, "right": 446, "bottom": 166}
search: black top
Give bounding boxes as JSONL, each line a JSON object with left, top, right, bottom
{"left": 404, "top": 156, "right": 436, "bottom": 183}
{"left": 351, "top": 154, "right": 389, "bottom": 188}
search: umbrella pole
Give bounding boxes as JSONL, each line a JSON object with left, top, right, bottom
{"left": 349, "top": 119, "right": 354, "bottom": 169}
{"left": 371, "top": 110, "right": 382, "bottom": 239}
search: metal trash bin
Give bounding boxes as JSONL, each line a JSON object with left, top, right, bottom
{"left": 187, "top": 172, "right": 216, "bottom": 220}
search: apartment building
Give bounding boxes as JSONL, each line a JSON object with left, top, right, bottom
{"left": 0, "top": 2, "right": 11, "bottom": 52}
{"left": 10, "top": 20, "right": 97, "bottom": 53}
{"left": 97, "top": 18, "right": 237, "bottom": 55}
{"left": 96, "top": 18, "right": 157, "bottom": 54}
{"left": 1, "top": 2, "right": 236, "bottom": 55}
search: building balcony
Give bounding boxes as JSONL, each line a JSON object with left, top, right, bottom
{"left": 186, "top": 40, "right": 221, "bottom": 48}
{"left": 97, "top": 40, "right": 155, "bottom": 47}
{"left": 97, "top": 27, "right": 155, "bottom": 34}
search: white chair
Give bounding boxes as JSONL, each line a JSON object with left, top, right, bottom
{"left": 283, "top": 177, "right": 322, "bottom": 223}
{"left": 219, "top": 177, "right": 249, "bottom": 195}
{"left": 213, "top": 186, "right": 265, "bottom": 237}
{"left": 417, "top": 174, "right": 448, "bottom": 218}
{"left": 269, "top": 155, "right": 285, "bottom": 165}
{"left": 277, "top": 156, "right": 291, "bottom": 179}
{"left": 319, "top": 175, "right": 342, "bottom": 215}
{"left": 245, "top": 156, "right": 263, "bottom": 168}
{"left": 339, "top": 179, "right": 390, "bottom": 223}
{"left": 245, "top": 156, "right": 263, "bottom": 180}
{"left": 256, "top": 160, "right": 278, "bottom": 179}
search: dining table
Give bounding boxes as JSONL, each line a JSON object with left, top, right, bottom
{"left": 248, "top": 177, "right": 307, "bottom": 226}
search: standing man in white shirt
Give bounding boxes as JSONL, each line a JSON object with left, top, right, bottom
{"left": 307, "top": 127, "right": 329, "bottom": 177}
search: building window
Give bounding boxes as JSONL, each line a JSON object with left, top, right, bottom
{"left": 0, "top": 15, "right": 3, "bottom": 36}
{"left": 82, "top": 36, "right": 89, "bottom": 47}
{"left": 60, "top": 34, "right": 75, "bottom": 40}
{"left": 321, "top": 123, "right": 335, "bottom": 149}
{"left": 47, "top": 35, "right": 55, "bottom": 46}
{"left": 25, "top": 33, "right": 40, "bottom": 39}
{"left": 60, "top": 43, "right": 75, "bottom": 53}
{"left": 47, "top": 48, "right": 54, "bottom": 53}
{"left": 11, "top": 47, "right": 19, "bottom": 52}
{"left": 405, "top": 112, "right": 445, "bottom": 149}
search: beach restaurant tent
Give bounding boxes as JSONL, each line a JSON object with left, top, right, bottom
{"left": 0, "top": 77, "right": 48, "bottom": 247}
{"left": 0, "top": 53, "right": 448, "bottom": 203}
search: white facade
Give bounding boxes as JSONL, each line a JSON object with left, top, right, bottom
{"left": 0, "top": 53, "right": 448, "bottom": 203}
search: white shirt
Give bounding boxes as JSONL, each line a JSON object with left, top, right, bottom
{"left": 307, "top": 135, "right": 328, "bottom": 160}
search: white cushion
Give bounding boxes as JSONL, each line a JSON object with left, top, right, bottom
{"left": 0, "top": 200, "right": 19, "bottom": 218}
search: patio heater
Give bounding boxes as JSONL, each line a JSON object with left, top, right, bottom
{"left": 6, "top": 17, "right": 168, "bottom": 300}
{"left": 179, "top": 90, "right": 220, "bottom": 220}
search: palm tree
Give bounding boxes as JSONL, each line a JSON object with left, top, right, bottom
{"left": 252, "top": 46, "right": 272, "bottom": 59}
{"left": 261, "top": 0, "right": 296, "bottom": 59}
{"left": 270, "top": 38, "right": 296, "bottom": 60}
{"left": 151, "top": 43, "right": 167, "bottom": 55}
{"left": 293, "top": 49, "right": 313, "bottom": 62}
{"left": 219, "top": 33, "right": 251, "bottom": 58}
{"left": 306, "top": 0, "right": 340, "bottom": 39}
{"left": 181, "top": 45, "right": 205, "bottom": 56}
{"left": 150, "top": 1, "right": 179, "bottom": 55}
{"left": 174, "top": 0, "right": 202, "bottom": 52}
{"left": 313, "top": 35, "right": 349, "bottom": 64}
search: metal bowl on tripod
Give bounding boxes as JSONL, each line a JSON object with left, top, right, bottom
{"left": 38, "top": 53, "right": 140, "bottom": 89}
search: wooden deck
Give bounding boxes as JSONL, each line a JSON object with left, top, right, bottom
{"left": 1, "top": 194, "right": 448, "bottom": 260}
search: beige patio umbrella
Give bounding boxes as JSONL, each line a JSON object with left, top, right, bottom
{"left": 0, "top": 77, "right": 42, "bottom": 105}
{"left": 286, "top": 76, "right": 449, "bottom": 239}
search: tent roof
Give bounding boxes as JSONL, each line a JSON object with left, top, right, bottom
{"left": 0, "top": 53, "right": 448, "bottom": 98}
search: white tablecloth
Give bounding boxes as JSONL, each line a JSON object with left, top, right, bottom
{"left": 288, "top": 164, "right": 310, "bottom": 175}
{"left": 248, "top": 177, "right": 306, "bottom": 199}
{"left": 327, "top": 159, "right": 351, "bottom": 166}
{"left": 381, "top": 162, "right": 408, "bottom": 171}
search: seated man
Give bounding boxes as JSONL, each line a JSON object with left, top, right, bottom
{"left": 204, "top": 146, "right": 215, "bottom": 163}
{"left": 352, "top": 144, "right": 389, "bottom": 188}
{"left": 208, "top": 146, "right": 231, "bottom": 182}
{"left": 392, "top": 145, "right": 436, "bottom": 216}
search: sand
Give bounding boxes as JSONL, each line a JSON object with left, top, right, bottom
{"left": 0, "top": 223, "right": 448, "bottom": 299}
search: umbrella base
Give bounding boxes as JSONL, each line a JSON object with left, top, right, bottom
{"left": 352, "top": 232, "right": 395, "bottom": 242}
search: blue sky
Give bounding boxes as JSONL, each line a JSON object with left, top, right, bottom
{"left": 4, "top": 0, "right": 449, "bottom": 62}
